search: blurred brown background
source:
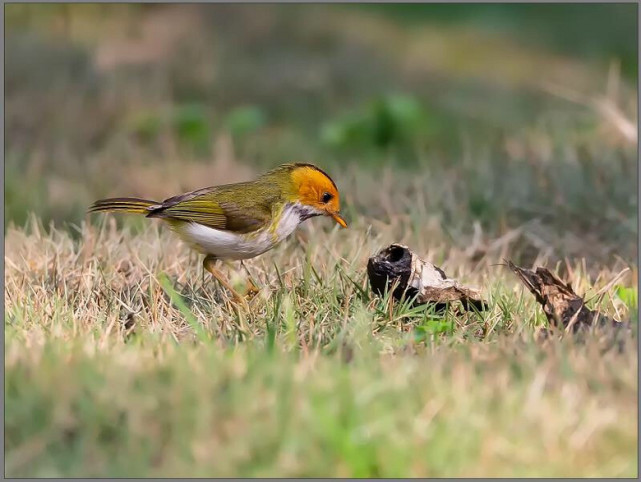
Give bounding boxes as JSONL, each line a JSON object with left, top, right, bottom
{"left": 5, "top": 3, "right": 637, "bottom": 262}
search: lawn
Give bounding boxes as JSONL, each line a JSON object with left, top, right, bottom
{"left": 5, "top": 209, "right": 638, "bottom": 477}
{"left": 4, "top": 4, "right": 638, "bottom": 477}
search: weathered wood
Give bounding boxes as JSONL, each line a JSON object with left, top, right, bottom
{"left": 367, "top": 244, "right": 487, "bottom": 311}
{"left": 506, "top": 260, "right": 626, "bottom": 334}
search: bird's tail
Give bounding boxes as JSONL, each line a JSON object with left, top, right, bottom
{"left": 88, "top": 197, "right": 158, "bottom": 215}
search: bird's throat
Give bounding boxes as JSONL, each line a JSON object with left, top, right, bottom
{"left": 272, "top": 202, "right": 320, "bottom": 238}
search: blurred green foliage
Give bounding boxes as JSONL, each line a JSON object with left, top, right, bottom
{"left": 224, "top": 106, "right": 267, "bottom": 138}
{"left": 127, "top": 104, "right": 267, "bottom": 155}
{"left": 172, "top": 104, "right": 212, "bottom": 155}
{"left": 321, "top": 94, "right": 436, "bottom": 152}
{"left": 127, "top": 104, "right": 215, "bottom": 154}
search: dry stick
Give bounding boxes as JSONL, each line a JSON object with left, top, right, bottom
{"left": 540, "top": 78, "right": 637, "bottom": 144}
{"left": 585, "top": 267, "right": 631, "bottom": 328}
{"left": 585, "top": 267, "right": 630, "bottom": 304}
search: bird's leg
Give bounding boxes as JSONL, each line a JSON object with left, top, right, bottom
{"left": 240, "top": 260, "right": 260, "bottom": 296}
{"left": 203, "top": 255, "right": 245, "bottom": 304}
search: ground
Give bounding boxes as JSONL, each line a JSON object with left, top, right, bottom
{"left": 4, "top": 4, "right": 638, "bottom": 477}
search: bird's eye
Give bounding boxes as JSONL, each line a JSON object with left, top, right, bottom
{"left": 321, "top": 192, "right": 333, "bottom": 203}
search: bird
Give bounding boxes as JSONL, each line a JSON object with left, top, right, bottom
{"left": 88, "top": 163, "right": 347, "bottom": 302}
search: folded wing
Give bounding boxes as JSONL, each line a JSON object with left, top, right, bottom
{"left": 147, "top": 186, "right": 274, "bottom": 234}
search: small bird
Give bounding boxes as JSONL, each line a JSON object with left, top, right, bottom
{"left": 89, "top": 163, "right": 347, "bottom": 302}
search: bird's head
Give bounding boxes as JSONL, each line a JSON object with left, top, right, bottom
{"left": 270, "top": 163, "right": 348, "bottom": 228}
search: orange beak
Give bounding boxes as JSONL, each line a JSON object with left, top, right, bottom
{"left": 330, "top": 211, "right": 348, "bottom": 228}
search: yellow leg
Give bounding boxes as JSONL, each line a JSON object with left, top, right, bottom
{"left": 203, "top": 256, "right": 245, "bottom": 304}
{"left": 240, "top": 260, "right": 260, "bottom": 297}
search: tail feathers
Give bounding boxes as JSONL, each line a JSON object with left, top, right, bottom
{"left": 88, "top": 197, "right": 158, "bottom": 215}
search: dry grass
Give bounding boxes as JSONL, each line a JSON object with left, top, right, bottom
{"left": 4, "top": 206, "right": 638, "bottom": 477}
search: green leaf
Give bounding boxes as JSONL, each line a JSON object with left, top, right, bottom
{"left": 616, "top": 285, "right": 638, "bottom": 309}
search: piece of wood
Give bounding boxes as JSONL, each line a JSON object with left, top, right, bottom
{"left": 367, "top": 244, "right": 487, "bottom": 311}
{"left": 506, "top": 260, "right": 626, "bottom": 334}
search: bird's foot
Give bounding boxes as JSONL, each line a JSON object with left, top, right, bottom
{"left": 243, "top": 278, "right": 260, "bottom": 298}
{"left": 238, "top": 260, "right": 261, "bottom": 299}
{"left": 204, "top": 256, "right": 249, "bottom": 307}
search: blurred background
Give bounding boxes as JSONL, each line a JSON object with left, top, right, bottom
{"left": 5, "top": 4, "right": 638, "bottom": 264}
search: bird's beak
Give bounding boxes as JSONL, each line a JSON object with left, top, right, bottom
{"left": 330, "top": 211, "right": 348, "bottom": 228}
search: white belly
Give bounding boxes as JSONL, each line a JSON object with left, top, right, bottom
{"left": 172, "top": 203, "right": 315, "bottom": 260}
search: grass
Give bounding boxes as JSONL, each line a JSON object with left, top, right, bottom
{"left": 4, "top": 3, "right": 638, "bottom": 477}
{"left": 5, "top": 335, "right": 637, "bottom": 477}
{"left": 4, "top": 204, "right": 638, "bottom": 477}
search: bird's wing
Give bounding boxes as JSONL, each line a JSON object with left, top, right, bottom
{"left": 147, "top": 186, "right": 274, "bottom": 234}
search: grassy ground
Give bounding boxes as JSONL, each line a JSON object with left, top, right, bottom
{"left": 4, "top": 4, "right": 638, "bottom": 477}
{"left": 4, "top": 210, "right": 638, "bottom": 477}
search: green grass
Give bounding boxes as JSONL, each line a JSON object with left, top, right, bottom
{"left": 5, "top": 336, "right": 637, "bottom": 477}
{"left": 4, "top": 212, "right": 638, "bottom": 477}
